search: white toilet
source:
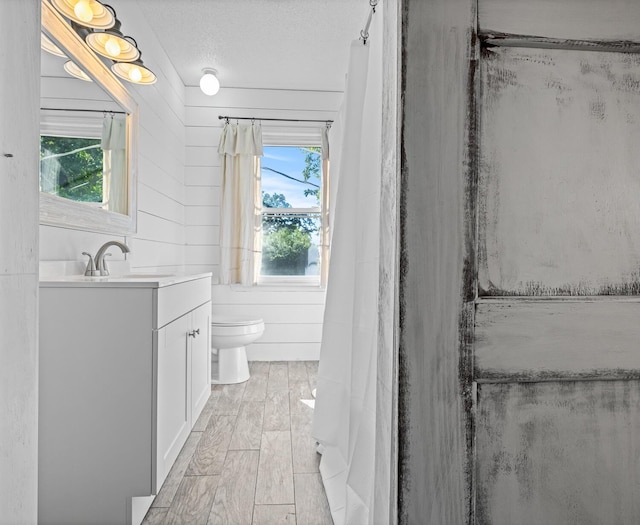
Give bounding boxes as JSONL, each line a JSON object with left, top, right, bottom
{"left": 210, "top": 315, "right": 265, "bottom": 384}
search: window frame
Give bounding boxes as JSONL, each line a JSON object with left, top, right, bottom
{"left": 257, "top": 130, "right": 329, "bottom": 287}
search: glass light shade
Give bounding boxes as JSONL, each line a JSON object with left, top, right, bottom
{"left": 86, "top": 30, "right": 140, "bottom": 62}
{"left": 51, "top": 0, "right": 115, "bottom": 29}
{"left": 112, "top": 61, "right": 157, "bottom": 85}
{"left": 41, "top": 33, "right": 67, "bottom": 58}
{"left": 200, "top": 69, "right": 220, "bottom": 96}
{"left": 63, "top": 60, "right": 93, "bottom": 82}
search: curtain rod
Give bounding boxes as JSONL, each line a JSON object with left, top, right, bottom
{"left": 360, "top": 0, "right": 379, "bottom": 45}
{"left": 41, "top": 107, "right": 127, "bottom": 115}
{"left": 218, "top": 116, "right": 333, "bottom": 125}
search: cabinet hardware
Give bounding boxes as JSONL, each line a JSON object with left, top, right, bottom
{"left": 188, "top": 328, "right": 200, "bottom": 338}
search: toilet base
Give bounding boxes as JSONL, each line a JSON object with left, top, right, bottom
{"left": 211, "top": 346, "right": 250, "bottom": 384}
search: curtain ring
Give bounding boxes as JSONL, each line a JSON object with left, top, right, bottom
{"left": 360, "top": 29, "right": 369, "bottom": 44}
{"left": 225, "top": 117, "right": 229, "bottom": 124}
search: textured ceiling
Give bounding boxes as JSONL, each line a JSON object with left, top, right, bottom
{"left": 133, "top": 0, "right": 367, "bottom": 92}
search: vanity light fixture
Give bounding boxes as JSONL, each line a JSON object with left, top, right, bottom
{"left": 63, "top": 60, "right": 93, "bottom": 82}
{"left": 199, "top": 68, "right": 220, "bottom": 96}
{"left": 41, "top": 33, "right": 67, "bottom": 57}
{"left": 112, "top": 54, "right": 157, "bottom": 85}
{"left": 52, "top": 0, "right": 156, "bottom": 87}
{"left": 86, "top": 20, "right": 140, "bottom": 62}
{"left": 51, "top": 0, "right": 116, "bottom": 29}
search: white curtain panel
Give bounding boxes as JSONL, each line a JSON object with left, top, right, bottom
{"left": 218, "top": 123, "right": 263, "bottom": 284}
{"left": 101, "top": 116, "right": 127, "bottom": 214}
{"left": 321, "top": 127, "right": 331, "bottom": 287}
{"left": 312, "top": 9, "right": 383, "bottom": 524}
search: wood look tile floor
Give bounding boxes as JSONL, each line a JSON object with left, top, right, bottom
{"left": 143, "top": 361, "right": 333, "bottom": 525}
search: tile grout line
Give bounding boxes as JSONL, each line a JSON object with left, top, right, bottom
{"left": 288, "top": 363, "right": 299, "bottom": 523}
{"left": 251, "top": 363, "right": 267, "bottom": 525}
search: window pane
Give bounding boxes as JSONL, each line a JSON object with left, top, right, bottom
{"left": 40, "top": 135, "right": 103, "bottom": 203}
{"left": 261, "top": 214, "right": 321, "bottom": 276}
{"left": 262, "top": 146, "right": 321, "bottom": 209}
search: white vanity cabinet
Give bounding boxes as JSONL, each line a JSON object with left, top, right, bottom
{"left": 39, "top": 274, "right": 211, "bottom": 525}
{"left": 154, "top": 280, "right": 212, "bottom": 490}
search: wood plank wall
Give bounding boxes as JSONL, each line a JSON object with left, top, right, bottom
{"left": 0, "top": 0, "right": 40, "bottom": 521}
{"left": 398, "top": 0, "right": 476, "bottom": 522}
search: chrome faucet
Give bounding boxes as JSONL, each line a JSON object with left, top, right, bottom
{"left": 83, "top": 240, "right": 130, "bottom": 276}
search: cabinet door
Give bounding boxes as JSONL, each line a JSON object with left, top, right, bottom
{"left": 155, "top": 313, "right": 190, "bottom": 490}
{"left": 190, "top": 302, "right": 211, "bottom": 424}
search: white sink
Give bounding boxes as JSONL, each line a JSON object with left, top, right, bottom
{"left": 40, "top": 272, "right": 211, "bottom": 288}
{"left": 113, "top": 273, "right": 176, "bottom": 279}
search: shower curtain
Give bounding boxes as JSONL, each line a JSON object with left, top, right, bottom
{"left": 312, "top": 7, "right": 383, "bottom": 524}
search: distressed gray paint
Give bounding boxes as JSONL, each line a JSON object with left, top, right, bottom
{"left": 472, "top": 5, "right": 640, "bottom": 523}
{"left": 479, "top": 0, "right": 640, "bottom": 43}
{"left": 399, "top": 1, "right": 640, "bottom": 523}
{"left": 476, "top": 381, "right": 640, "bottom": 524}
{"left": 478, "top": 46, "right": 640, "bottom": 295}
{"left": 399, "top": 0, "right": 475, "bottom": 522}
{"left": 475, "top": 300, "right": 640, "bottom": 381}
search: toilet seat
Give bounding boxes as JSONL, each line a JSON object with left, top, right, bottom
{"left": 211, "top": 315, "right": 263, "bottom": 327}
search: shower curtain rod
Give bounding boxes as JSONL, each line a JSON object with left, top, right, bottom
{"left": 218, "top": 116, "right": 333, "bottom": 125}
{"left": 41, "top": 107, "right": 126, "bottom": 115}
{"left": 360, "top": 0, "right": 379, "bottom": 44}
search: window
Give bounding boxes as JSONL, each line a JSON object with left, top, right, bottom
{"left": 39, "top": 111, "right": 129, "bottom": 216}
{"left": 40, "top": 135, "right": 104, "bottom": 205}
{"left": 259, "top": 144, "right": 328, "bottom": 285}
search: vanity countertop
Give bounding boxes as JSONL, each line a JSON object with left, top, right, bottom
{"left": 39, "top": 272, "right": 212, "bottom": 288}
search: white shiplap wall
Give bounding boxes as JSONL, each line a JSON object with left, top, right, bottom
{"left": 184, "top": 86, "right": 342, "bottom": 360}
{"left": 40, "top": 0, "right": 187, "bottom": 273}
{"left": 1, "top": 1, "right": 40, "bottom": 520}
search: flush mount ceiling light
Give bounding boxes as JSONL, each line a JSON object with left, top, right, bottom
{"left": 51, "top": 0, "right": 116, "bottom": 29}
{"left": 86, "top": 20, "right": 140, "bottom": 62}
{"left": 63, "top": 60, "right": 93, "bottom": 82}
{"left": 200, "top": 68, "right": 220, "bottom": 96}
{"left": 41, "top": 33, "right": 67, "bottom": 58}
{"left": 112, "top": 54, "right": 157, "bottom": 85}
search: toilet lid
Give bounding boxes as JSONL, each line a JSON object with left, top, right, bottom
{"left": 211, "top": 315, "right": 264, "bottom": 327}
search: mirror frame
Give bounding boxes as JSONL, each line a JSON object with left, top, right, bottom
{"left": 40, "top": 0, "right": 139, "bottom": 235}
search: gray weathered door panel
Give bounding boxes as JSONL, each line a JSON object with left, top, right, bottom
{"left": 474, "top": 33, "right": 640, "bottom": 525}
{"left": 475, "top": 300, "right": 640, "bottom": 382}
{"left": 476, "top": 381, "right": 640, "bottom": 525}
{"left": 478, "top": 46, "right": 640, "bottom": 296}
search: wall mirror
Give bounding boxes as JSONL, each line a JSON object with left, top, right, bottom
{"left": 40, "top": 0, "right": 138, "bottom": 235}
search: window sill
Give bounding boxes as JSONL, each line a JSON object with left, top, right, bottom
{"left": 220, "top": 279, "right": 325, "bottom": 292}
{"left": 258, "top": 269, "right": 322, "bottom": 282}
{"left": 258, "top": 276, "right": 321, "bottom": 287}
